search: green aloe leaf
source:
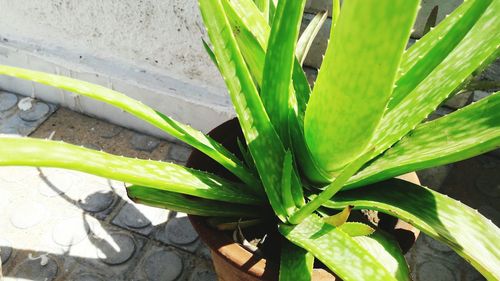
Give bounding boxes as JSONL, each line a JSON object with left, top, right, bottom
{"left": 0, "top": 64, "right": 259, "bottom": 190}
{"left": 372, "top": 0, "right": 500, "bottom": 159}
{"left": 281, "top": 151, "right": 295, "bottom": 215}
{"left": 199, "top": 0, "right": 289, "bottom": 221}
{"left": 279, "top": 240, "right": 314, "bottom": 281}
{"left": 261, "top": 0, "right": 307, "bottom": 142}
{"left": 223, "top": 0, "right": 323, "bottom": 185}
{"left": 388, "top": 0, "right": 492, "bottom": 110}
{"left": 222, "top": 0, "right": 311, "bottom": 118}
{"left": 253, "top": 0, "right": 270, "bottom": 23}
{"left": 127, "top": 185, "right": 259, "bottom": 217}
{"left": 224, "top": 0, "right": 269, "bottom": 48}
{"left": 348, "top": 92, "right": 500, "bottom": 188}
{"left": 324, "top": 179, "right": 500, "bottom": 280}
{"left": 202, "top": 38, "right": 219, "bottom": 69}
{"left": 222, "top": 0, "right": 266, "bottom": 85}
{"left": 338, "top": 222, "right": 375, "bottom": 237}
{"left": 296, "top": 10, "right": 328, "bottom": 66}
{"left": 353, "top": 231, "right": 410, "bottom": 280}
{"left": 304, "top": 1, "right": 420, "bottom": 174}
{"left": 323, "top": 206, "right": 352, "bottom": 227}
{"left": 289, "top": 149, "right": 373, "bottom": 224}
{"left": 0, "top": 137, "right": 262, "bottom": 205}
{"left": 280, "top": 214, "right": 398, "bottom": 281}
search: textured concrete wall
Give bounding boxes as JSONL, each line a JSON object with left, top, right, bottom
{"left": 0, "top": 0, "right": 223, "bottom": 91}
{"left": 0, "top": 0, "right": 233, "bottom": 138}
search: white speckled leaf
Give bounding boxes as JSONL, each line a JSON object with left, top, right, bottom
{"left": 127, "top": 185, "right": 258, "bottom": 217}
{"left": 0, "top": 65, "right": 258, "bottom": 189}
{"left": 261, "top": 0, "right": 306, "bottom": 141}
{"left": 353, "top": 231, "right": 410, "bottom": 281}
{"left": 225, "top": 0, "right": 269, "bottom": 47}
{"left": 372, "top": 0, "right": 500, "bottom": 158}
{"left": 199, "top": 0, "right": 288, "bottom": 220}
{"left": 338, "top": 222, "right": 374, "bottom": 237}
{"left": 388, "top": 0, "right": 492, "bottom": 110}
{"left": 304, "top": 1, "right": 420, "bottom": 174}
{"left": 348, "top": 92, "right": 500, "bottom": 188}
{"left": 253, "top": 0, "right": 270, "bottom": 23}
{"left": 296, "top": 10, "right": 327, "bottom": 66}
{"left": 0, "top": 137, "right": 262, "bottom": 205}
{"left": 324, "top": 179, "right": 500, "bottom": 280}
{"left": 280, "top": 214, "right": 398, "bottom": 281}
{"left": 279, "top": 240, "right": 314, "bottom": 281}
{"left": 223, "top": 0, "right": 324, "bottom": 183}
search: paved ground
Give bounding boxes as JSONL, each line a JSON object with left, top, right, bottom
{"left": 0, "top": 90, "right": 498, "bottom": 280}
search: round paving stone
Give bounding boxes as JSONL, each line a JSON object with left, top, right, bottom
{"left": 418, "top": 261, "right": 455, "bottom": 281}
{"left": 99, "top": 126, "right": 122, "bottom": 139}
{"left": 0, "top": 92, "right": 18, "bottom": 111}
{"left": 422, "top": 234, "right": 452, "bottom": 252}
{"left": 189, "top": 269, "right": 217, "bottom": 281}
{"left": 166, "top": 217, "right": 198, "bottom": 245}
{"left": 19, "top": 101, "right": 50, "bottom": 122}
{"left": 52, "top": 217, "right": 90, "bottom": 246}
{"left": 96, "top": 233, "right": 136, "bottom": 265}
{"left": 10, "top": 202, "right": 48, "bottom": 229}
{"left": 78, "top": 191, "right": 114, "bottom": 213}
{"left": 71, "top": 273, "right": 105, "bottom": 281}
{"left": 0, "top": 238, "right": 13, "bottom": 265}
{"left": 120, "top": 203, "right": 153, "bottom": 229}
{"left": 130, "top": 133, "right": 160, "bottom": 152}
{"left": 475, "top": 171, "right": 500, "bottom": 198}
{"left": 143, "top": 250, "right": 183, "bottom": 281}
{"left": 13, "top": 256, "right": 58, "bottom": 281}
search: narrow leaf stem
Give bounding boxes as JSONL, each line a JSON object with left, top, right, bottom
{"left": 289, "top": 150, "right": 374, "bottom": 224}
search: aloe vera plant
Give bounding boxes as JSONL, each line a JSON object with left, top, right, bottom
{"left": 0, "top": 0, "right": 499, "bottom": 280}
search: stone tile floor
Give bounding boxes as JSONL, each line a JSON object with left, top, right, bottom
{"left": 0, "top": 91, "right": 498, "bottom": 280}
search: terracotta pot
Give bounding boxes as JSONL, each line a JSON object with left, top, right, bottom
{"left": 187, "top": 118, "right": 420, "bottom": 281}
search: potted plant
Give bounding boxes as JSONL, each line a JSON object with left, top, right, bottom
{"left": 0, "top": 0, "right": 499, "bottom": 280}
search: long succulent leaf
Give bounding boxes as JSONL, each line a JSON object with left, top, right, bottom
{"left": 261, "top": 0, "right": 307, "bottom": 141}
{"left": 388, "top": 0, "right": 492, "bottom": 110}
{"left": 253, "top": 0, "right": 269, "bottom": 23}
{"left": 199, "top": 0, "right": 289, "bottom": 220}
{"left": 372, "top": 0, "right": 500, "bottom": 159}
{"left": 222, "top": 0, "right": 311, "bottom": 118}
{"left": 281, "top": 151, "right": 295, "bottom": 215}
{"left": 224, "top": 0, "right": 269, "bottom": 48}
{"left": 280, "top": 214, "right": 398, "bottom": 281}
{"left": 222, "top": 0, "right": 266, "bottom": 85}
{"left": 398, "top": 0, "right": 485, "bottom": 80}
{"left": 279, "top": 240, "right": 314, "bottom": 281}
{"left": 223, "top": 0, "right": 325, "bottom": 183}
{"left": 202, "top": 38, "right": 219, "bottom": 69}
{"left": 324, "top": 179, "right": 500, "bottom": 280}
{"left": 127, "top": 185, "right": 259, "bottom": 217}
{"left": 349, "top": 92, "right": 500, "bottom": 188}
{"left": 0, "top": 64, "right": 259, "bottom": 190}
{"left": 354, "top": 231, "right": 410, "bottom": 281}
{"left": 338, "top": 222, "right": 375, "bottom": 237}
{"left": 304, "top": 1, "right": 420, "bottom": 174}
{"left": 0, "top": 137, "right": 262, "bottom": 205}
{"left": 296, "top": 10, "right": 328, "bottom": 66}
{"left": 223, "top": 0, "right": 311, "bottom": 207}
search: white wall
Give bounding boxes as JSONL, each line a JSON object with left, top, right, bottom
{"left": 0, "top": 0, "right": 231, "bottom": 139}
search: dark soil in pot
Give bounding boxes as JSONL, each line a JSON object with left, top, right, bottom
{"left": 187, "top": 118, "right": 420, "bottom": 281}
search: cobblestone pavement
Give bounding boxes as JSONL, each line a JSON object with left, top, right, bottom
{"left": 0, "top": 91, "right": 499, "bottom": 280}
